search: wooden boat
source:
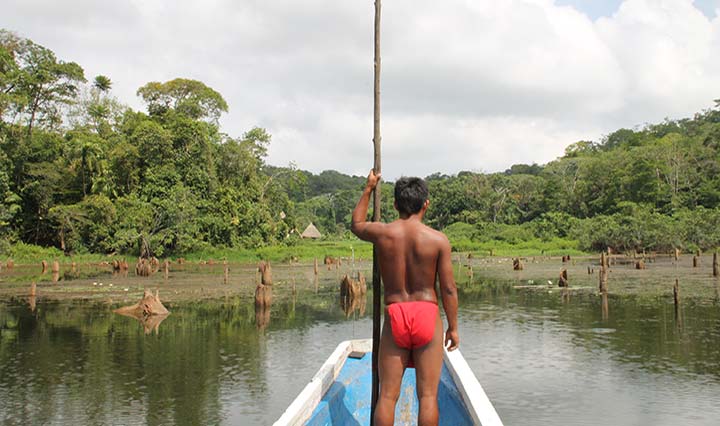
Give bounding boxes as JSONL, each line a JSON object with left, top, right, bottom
{"left": 274, "top": 339, "right": 503, "bottom": 426}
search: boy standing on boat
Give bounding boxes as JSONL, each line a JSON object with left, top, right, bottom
{"left": 351, "top": 170, "right": 460, "bottom": 426}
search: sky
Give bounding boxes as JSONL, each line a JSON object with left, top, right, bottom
{"left": 2, "top": 0, "right": 720, "bottom": 179}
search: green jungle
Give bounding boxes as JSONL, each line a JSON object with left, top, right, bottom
{"left": 3, "top": 29, "right": 720, "bottom": 263}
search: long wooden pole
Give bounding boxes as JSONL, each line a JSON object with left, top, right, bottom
{"left": 371, "top": 0, "right": 382, "bottom": 423}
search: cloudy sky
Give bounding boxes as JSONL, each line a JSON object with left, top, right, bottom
{"left": 3, "top": 0, "right": 720, "bottom": 179}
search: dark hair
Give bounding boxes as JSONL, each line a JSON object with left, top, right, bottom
{"left": 394, "top": 177, "right": 428, "bottom": 215}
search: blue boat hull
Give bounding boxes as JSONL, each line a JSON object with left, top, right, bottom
{"left": 305, "top": 352, "right": 474, "bottom": 426}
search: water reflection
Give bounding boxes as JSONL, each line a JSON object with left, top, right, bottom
{"left": 1, "top": 275, "right": 720, "bottom": 425}
{"left": 115, "top": 310, "right": 169, "bottom": 335}
{"left": 601, "top": 292, "right": 609, "bottom": 320}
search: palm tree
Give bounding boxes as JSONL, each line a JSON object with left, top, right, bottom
{"left": 93, "top": 75, "right": 112, "bottom": 92}
{"left": 70, "top": 134, "right": 105, "bottom": 196}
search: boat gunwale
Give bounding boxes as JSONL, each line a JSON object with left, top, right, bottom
{"left": 443, "top": 346, "right": 504, "bottom": 426}
{"left": 273, "top": 339, "right": 372, "bottom": 426}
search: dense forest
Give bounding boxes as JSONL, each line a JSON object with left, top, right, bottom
{"left": 2, "top": 30, "right": 720, "bottom": 257}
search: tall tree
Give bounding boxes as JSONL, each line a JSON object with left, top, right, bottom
{"left": 136, "top": 78, "right": 228, "bottom": 123}
{"left": 0, "top": 30, "right": 85, "bottom": 137}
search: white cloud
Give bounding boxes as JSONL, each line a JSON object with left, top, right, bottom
{"left": 2, "top": 0, "right": 720, "bottom": 179}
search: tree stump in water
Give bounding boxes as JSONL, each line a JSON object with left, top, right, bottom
{"left": 693, "top": 256, "right": 699, "bottom": 268}
{"left": 599, "top": 252, "right": 609, "bottom": 293}
{"left": 114, "top": 290, "right": 170, "bottom": 317}
{"left": 258, "top": 261, "right": 272, "bottom": 286}
{"left": 512, "top": 258, "right": 523, "bottom": 271}
{"left": 150, "top": 257, "right": 160, "bottom": 272}
{"left": 340, "top": 274, "right": 367, "bottom": 317}
{"left": 558, "top": 269, "right": 568, "bottom": 287}
{"left": 324, "top": 255, "right": 339, "bottom": 270}
{"left": 135, "top": 258, "right": 153, "bottom": 276}
{"left": 41, "top": 260, "right": 47, "bottom": 274}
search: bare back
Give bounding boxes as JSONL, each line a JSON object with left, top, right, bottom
{"left": 373, "top": 219, "right": 445, "bottom": 305}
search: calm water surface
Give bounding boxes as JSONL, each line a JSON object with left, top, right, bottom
{"left": 1, "top": 271, "right": 720, "bottom": 425}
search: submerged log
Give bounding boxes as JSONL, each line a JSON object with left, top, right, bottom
{"left": 114, "top": 289, "right": 170, "bottom": 317}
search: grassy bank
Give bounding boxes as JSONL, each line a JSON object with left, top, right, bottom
{"left": 0, "top": 237, "right": 592, "bottom": 266}
{"left": 1, "top": 237, "right": 591, "bottom": 266}
{"left": 449, "top": 236, "right": 588, "bottom": 257}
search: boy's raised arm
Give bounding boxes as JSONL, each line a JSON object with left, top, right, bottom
{"left": 351, "top": 170, "right": 384, "bottom": 242}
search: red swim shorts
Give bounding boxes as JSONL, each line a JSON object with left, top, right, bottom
{"left": 387, "top": 301, "right": 438, "bottom": 352}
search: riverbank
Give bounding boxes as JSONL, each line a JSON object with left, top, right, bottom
{"left": 1, "top": 248, "right": 719, "bottom": 309}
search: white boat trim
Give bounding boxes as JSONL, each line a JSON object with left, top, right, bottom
{"left": 273, "top": 338, "right": 503, "bottom": 426}
{"left": 274, "top": 339, "right": 372, "bottom": 426}
{"left": 443, "top": 347, "right": 504, "bottom": 426}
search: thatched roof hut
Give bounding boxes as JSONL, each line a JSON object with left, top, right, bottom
{"left": 301, "top": 222, "right": 322, "bottom": 239}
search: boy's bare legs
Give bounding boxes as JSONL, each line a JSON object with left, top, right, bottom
{"left": 412, "top": 314, "right": 443, "bottom": 426}
{"left": 374, "top": 318, "right": 409, "bottom": 426}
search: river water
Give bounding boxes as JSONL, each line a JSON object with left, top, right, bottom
{"left": 1, "top": 263, "right": 720, "bottom": 425}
